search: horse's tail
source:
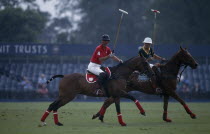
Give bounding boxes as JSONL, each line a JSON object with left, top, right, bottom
{"left": 46, "top": 75, "right": 64, "bottom": 84}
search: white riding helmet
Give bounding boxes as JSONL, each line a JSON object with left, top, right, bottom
{"left": 143, "top": 37, "right": 152, "bottom": 44}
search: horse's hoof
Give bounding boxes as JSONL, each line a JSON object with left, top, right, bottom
{"left": 164, "top": 118, "right": 172, "bottom": 122}
{"left": 120, "top": 122, "right": 127, "bottom": 126}
{"left": 190, "top": 113, "right": 196, "bottom": 119}
{"left": 92, "top": 115, "right": 97, "bottom": 120}
{"left": 92, "top": 113, "right": 100, "bottom": 120}
{"left": 56, "top": 122, "right": 63, "bottom": 126}
{"left": 99, "top": 115, "right": 104, "bottom": 122}
{"left": 38, "top": 122, "right": 47, "bottom": 127}
{"left": 140, "top": 112, "right": 146, "bottom": 116}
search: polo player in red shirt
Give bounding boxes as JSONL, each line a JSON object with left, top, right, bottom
{"left": 88, "top": 34, "right": 122, "bottom": 96}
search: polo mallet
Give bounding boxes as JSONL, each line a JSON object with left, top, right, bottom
{"left": 112, "top": 9, "right": 128, "bottom": 53}
{"left": 151, "top": 9, "right": 160, "bottom": 50}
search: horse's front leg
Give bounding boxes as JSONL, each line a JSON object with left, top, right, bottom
{"left": 92, "top": 97, "right": 115, "bottom": 122}
{"left": 163, "top": 95, "right": 172, "bottom": 122}
{"left": 170, "top": 91, "right": 196, "bottom": 119}
{"left": 114, "top": 97, "right": 126, "bottom": 126}
{"left": 92, "top": 92, "right": 146, "bottom": 123}
{"left": 121, "top": 93, "right": 145, "bottom": 115}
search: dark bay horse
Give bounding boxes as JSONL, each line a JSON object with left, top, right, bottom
{"left": 92, "top": 46, "right": 198, "bottom": 123}
{"left": 40, "top": 56, "right": 155, "bottom": 126}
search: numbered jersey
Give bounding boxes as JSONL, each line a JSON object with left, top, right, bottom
{"left": 90, "top": 44, "right": 111, "bottom": 64}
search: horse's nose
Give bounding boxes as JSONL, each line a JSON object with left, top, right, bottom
{"left": 194, "top": 63, "right": 198, "bottom": 68}
{"left": 195, "top": 63, "right": 198, "bottom": 67}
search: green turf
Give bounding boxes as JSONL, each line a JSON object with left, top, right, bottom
{"left": 0, "top": 102, "right": 209, "bottom": 134}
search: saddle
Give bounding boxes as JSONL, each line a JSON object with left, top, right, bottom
{"left": 86, "top": 67, "right": 111, "bottom": 83}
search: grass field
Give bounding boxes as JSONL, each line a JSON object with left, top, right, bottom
{"left": 0, "top": 102, "right": 209, "bottom": 134}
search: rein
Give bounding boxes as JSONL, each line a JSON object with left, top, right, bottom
{"left": 177, "top": 65, "right": 188, "bottom": 82}
{"left": 160, "top": 61, "right": 188, "bottom": 82}
{"left": 109, "top": 57, "right": 153, "bottom": 79}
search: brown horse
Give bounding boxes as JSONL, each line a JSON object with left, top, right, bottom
{"left": 39, "top": 55, "right": 155, "bottom": 126}
{"left": 92, "top": 46, "right": 198, "bottom": 123}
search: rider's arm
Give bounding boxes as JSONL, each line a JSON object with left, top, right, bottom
{"left": 153, "top": 54, "right": 164, "bottom": 60}
{"left": 104, "top": 47, "right": 122, "bottom": 62}
{"left": 146, "top": 57, "right": 154, "bottom": 62}
{"left": 99, "top": 55, "right": 110, "bottom": 62}
{"left": 111, "top": 56, "right": 121, "bottom": 62}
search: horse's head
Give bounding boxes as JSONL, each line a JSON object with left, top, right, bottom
{"left": 129, "top": 55, "right": 155, "bottom": 78}
{"left": 177, "top": 46, "right": 198, "bottom": 69}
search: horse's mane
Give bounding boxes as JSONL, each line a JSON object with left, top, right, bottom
{"left": 108, "top": 56, "right": 138, "bottom": 72}
{"left": 171, "top": 50, "right": 180, "bottom": 60}
{"left": 115, "top": 56, "right": 138, "bottom": 68}
{"left": 164, "top": 50, "right": 181, "bottom": 65}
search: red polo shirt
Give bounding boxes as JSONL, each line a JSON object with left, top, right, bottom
{"left": 90, "top": 44, "right": 111, "bottom": 64}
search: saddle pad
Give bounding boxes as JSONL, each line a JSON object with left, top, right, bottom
{"left": 86, "top": 67, "right": 111, "bottom": 83}
{"left": 138, "top": 74, "right": 150, "bottom": 82}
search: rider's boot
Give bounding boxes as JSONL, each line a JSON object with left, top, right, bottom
{"left": 97, "top": 72, "right": 110, "bottom": 97}
{"left": 151, "top": 66, "right": 163, "bottom": 94}
{"left": 152, "top": 66, "right": 161, "bottom": 78}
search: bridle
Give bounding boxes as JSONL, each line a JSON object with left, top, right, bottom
{"left": 161, "top": 60, "right": 190, "bottom": 82}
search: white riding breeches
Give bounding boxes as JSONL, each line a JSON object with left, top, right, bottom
{"left": 87, "top": 62, "right": 104, "bottom": 76}
{"left": 149, "top": 64, "right": 154, "bottom": 68}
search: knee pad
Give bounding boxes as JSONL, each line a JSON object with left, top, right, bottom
{"left": 99, "top": 72, "right": 109, "bottom": 80}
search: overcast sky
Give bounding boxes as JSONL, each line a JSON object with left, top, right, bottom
{"left": 36, "top": 0, "right": 58, "bottom": 18}
{"left": 35, "top": 0, "right": 82, "bottom": 30}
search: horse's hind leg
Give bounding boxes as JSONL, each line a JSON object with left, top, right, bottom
{"left": 40, "top": 100, "right": 59, "bottom": 125}
{"left": 170, "top": 91, "right": 196, "bottom": 119}
{"left": 52, "top": 96, "right": 76, "bottom": 126}
{"left": 40, "top": 94, "right": 76, "bottom": 126}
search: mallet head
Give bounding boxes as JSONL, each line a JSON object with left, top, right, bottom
{"left": 119, "top": 9, "right": 128, "bottom": 14}
{"left": 151, "top": 9, "right": 160, "bottom": 13}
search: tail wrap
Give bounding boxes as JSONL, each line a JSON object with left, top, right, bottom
{"left": 46, "top": 75, "right": 64, "bottom": 84}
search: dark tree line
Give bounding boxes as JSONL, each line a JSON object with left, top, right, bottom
{"left": 150, "top": 0, "right": 210, "bottom": 45}
{"left": 0, "top": 0, "right": 209, "bottom": 45}
{"left": 0, "top": 0, "right": 48, "bottom": 43}
{"left": 57, "top": 0, "right": 210, "bottom": 45}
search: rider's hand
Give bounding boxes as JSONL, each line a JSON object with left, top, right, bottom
{"left": 109, "top": 53, "right": 115, "bottom": 58}
{"left": 155, "top": 63, "right": 161, "bottom": 67}
{"left": 161, "top": 58, "right": 167, "bottom": 63}
{"left": 119, "top": 59, "right": 123, "bottom": 63}
{"left": 161, "top": 58, "right": 166, "bottom": 61}
{"left": 147, "top": 57, "right": 154, "bottom": 61}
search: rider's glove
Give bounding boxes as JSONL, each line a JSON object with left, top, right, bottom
{"left": 161, "top": 58, "right": 166, "bottom": 61}
{"left": 150, "top": 57, "right": 155, "bottom": 60}
{"left": 161, "top": 58, "right": 167, "bottom": 63}
{"left": 109, "top": 53, "right": 115, "bottom": 57}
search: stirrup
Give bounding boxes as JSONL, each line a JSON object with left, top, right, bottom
{"left": 156, "top": 88, "right": 162, "bottom": 94}
{"left": 95, "top": 89, "right": 103, "bottom": 96}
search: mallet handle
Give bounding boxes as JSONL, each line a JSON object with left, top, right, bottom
{"left": 113, "top": 9, "right": 128, "bottom": 52}
{"left": 113, "top": 13, "right": 123, "bottom": 52}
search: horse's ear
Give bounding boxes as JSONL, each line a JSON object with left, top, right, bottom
{"left": 180, "top": 46, "right": 184, "bottom": 51}
{"left": 185, "top": 47, "right": 187, "bottom": 50}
